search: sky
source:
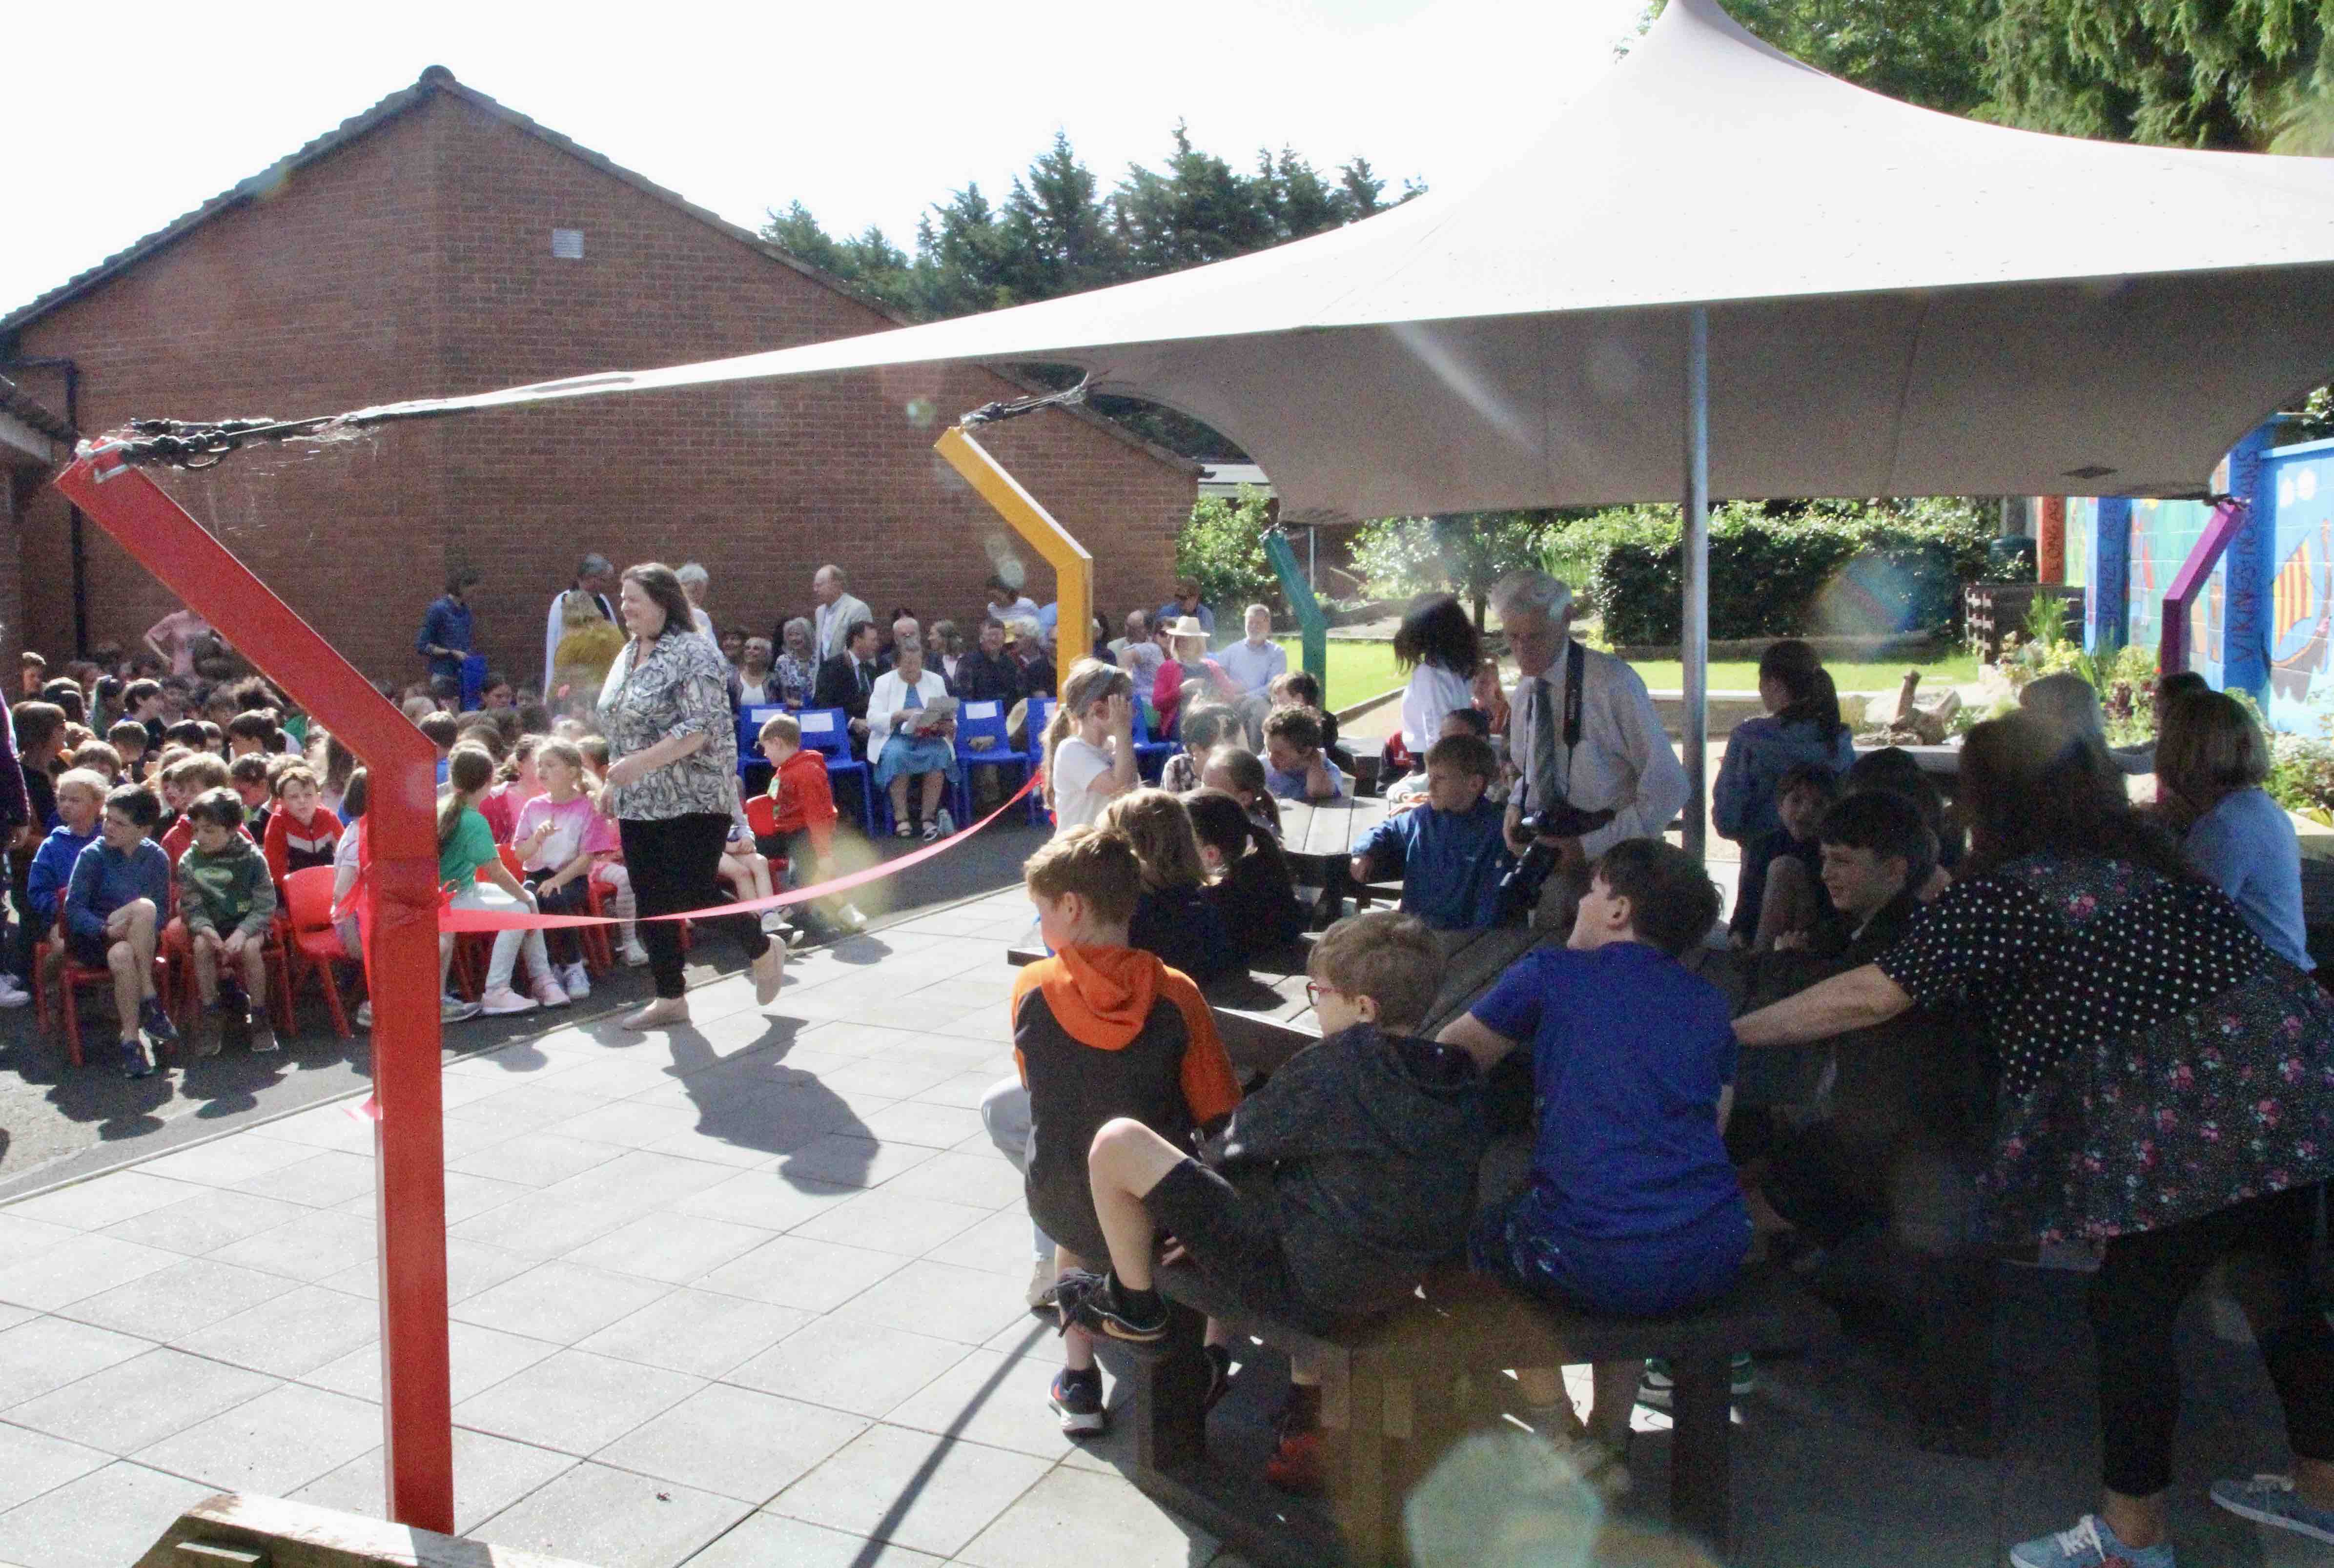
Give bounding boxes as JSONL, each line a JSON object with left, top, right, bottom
{"left": 2, "top": 0, "right": 1647, "bottom": 317}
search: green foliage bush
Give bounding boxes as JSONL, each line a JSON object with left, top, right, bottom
{"left": 1176, "top": 487, "right": 1280, "bottom": 615}
{"left": 1349, "top": 513, "right": 1556, "bottom": 625}
{"left": 1585, "top": 498, "right": 2004, "bottom": 645}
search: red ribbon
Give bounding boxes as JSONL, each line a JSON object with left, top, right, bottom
{"left": 433, "top": 769, "right": 1042, "bottom": 933}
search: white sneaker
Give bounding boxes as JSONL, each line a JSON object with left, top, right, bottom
{"left": 355, "top": 1001, "right": 374, "bottom": 1029}
{"left": 758, "top": 910, "right": 788, "bottom": 935}
{"left": 478, "top": 985, "right": 538, "bottom": 1016}
{"left": 1026, "top": 1255, "right": 1058, "bottom": 1310}
{"left": 441, "top": 995, "right": 481, "bottom": 1023}
{"left": 935, "top": 807, "right": 955, "bottom": 835}
{"left": 532, "top": 978, "right": 572, "bottom": 1009}
{"left": 559, "top": 962, "right": 590, "bottom": 998}
{"left": 837, "top": 903, "right": 867, "bottom": 933}
{"left": 621, "top": 941, "right": 650, "bottom": 966}
{"left": 0, "top": 977, "right": 31, "bottom": 1009}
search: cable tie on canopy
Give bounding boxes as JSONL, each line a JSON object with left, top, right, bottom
{"left": 110, "top": 415, "right": 339, "bottom": 469}
{"left": 960, "top": 374, "right": 1090, "bottom": 428}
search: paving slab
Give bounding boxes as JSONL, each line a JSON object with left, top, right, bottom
{"left": 0, "top": 1461, "right": 218, "bottom": 1568}
{"left": 770, "top": 1424, "right": 1051, "bottom": 1560}
{"left": 472, "top": 1460, "right": 751, "bottom": 1568}
{"left": 594, "top": 1383, "right": 867, "bottom": 1503}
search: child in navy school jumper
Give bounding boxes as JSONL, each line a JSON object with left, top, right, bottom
{"left": 1438, "top": 836, "right": 1747, "bottom": 1484}
{"left": 64, "top": 783, "right": 178, "bottom": 1077}
{"left": 1103, "top": 788, "right": 1242, "bottom": 982}
{"left": 1349, "top": 733, "right": 1515, "bottom": 931}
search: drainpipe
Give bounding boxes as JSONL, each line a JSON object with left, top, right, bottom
{"left": 0, "top": 355, "right": 87, "bottom": 654}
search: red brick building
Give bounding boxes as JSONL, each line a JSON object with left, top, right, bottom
{"left": 0, "top": 68, "right": 1195, "bottom": 682}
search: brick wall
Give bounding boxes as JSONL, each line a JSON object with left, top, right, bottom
{"left": 12, "top": 86, "right": 1190, "bottom": 687}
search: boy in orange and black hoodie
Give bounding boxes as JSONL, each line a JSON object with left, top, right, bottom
{"left": 1013, "top": 824, "right": 1243, "bottom": 1438}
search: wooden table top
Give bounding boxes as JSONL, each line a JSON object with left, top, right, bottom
{"left": 1274, "top": 794, "right": 1392, "bottom": 864}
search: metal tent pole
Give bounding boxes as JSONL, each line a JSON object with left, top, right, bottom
{"left": 1681, "top": 306, "right": 1710, "bottom": 862}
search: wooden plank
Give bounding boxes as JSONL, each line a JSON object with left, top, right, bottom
{"left": 133, "top": 1495, "right": 597, "bottom": 1568}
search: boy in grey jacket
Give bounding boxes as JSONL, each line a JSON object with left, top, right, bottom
{"left": 1049, "top": 910, "right": 1488, "bottom": 1489}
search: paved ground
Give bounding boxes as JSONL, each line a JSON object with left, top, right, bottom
{"left": 0, "top": 882, "right": 2317, "bottom": 1567}
{"left": 0, "top": 813, "right": 1058, "bottom": 1205}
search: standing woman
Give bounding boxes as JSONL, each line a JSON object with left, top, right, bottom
{"left": 1392, "top": 593, "right": 1480, "bottom": 763}
{"left": 1733, "top": 710, "right": 2334, "bottom": 1568}
{"left": 597, "top": 563, "right": 781, "bottom": 1030}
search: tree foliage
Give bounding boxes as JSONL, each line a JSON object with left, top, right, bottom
{"left": 1176, "top": 487, "right": 1282, "bottom": 614}
{"left": 1350, "top": 513, "right": 1569, "bottom": 630}
{"left": 764, "top": 126, "right": 1420, "bottom": 458}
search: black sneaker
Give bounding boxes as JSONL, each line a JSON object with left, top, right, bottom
{"left": 139, "top": 997, "right": 179, "bottom": 1048}
{"left": 120, "top": 1037, "right": 153, "bottom": 1079}
{"left": 1203, "top": 1343, "right": 1233, "bottom": 1411}
{"left": 1050, "top": 1365, "right": 1107, "bottom": 1437}
{"left": 1046, "top": 1268, "right": 1167, "bottom": 1344}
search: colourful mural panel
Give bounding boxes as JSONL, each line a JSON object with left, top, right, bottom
{"left": 2125, "top": 496, "right": 2225, "bottom": 692}
{"left": 2265, "top": 438, "right": 2334, "bottom": 730}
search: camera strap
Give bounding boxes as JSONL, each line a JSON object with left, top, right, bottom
{"left": 1532, "top": 640, "right": 1587, "bottom": 812}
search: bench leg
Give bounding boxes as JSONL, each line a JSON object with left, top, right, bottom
{"left": 1668, "top": 1351, "right": 1731, "bottom": 1556}
{"left": 1335, "top": 1365, "right": 1395, "bottom": 1568}
{"left": 1133, "top": 1300, "right": 1210, "bottom": 1474}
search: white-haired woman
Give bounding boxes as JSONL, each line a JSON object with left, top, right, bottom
{"left": 676, "top": 562, "right": 717, "bottom": 642}
{"left": 772, "top": 617, "right": 817, "bottom": 708}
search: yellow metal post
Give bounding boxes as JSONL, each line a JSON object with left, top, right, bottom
{"left": 934, "top": 425, "right": 1091, "bottom": 701}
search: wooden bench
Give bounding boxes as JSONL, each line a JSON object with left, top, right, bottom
{"left": 1130, "top": 1261, "right": 1829, "bottom": 1568}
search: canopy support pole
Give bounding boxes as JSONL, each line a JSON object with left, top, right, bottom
{"left": 1681, "top": 306, "right": 1710, "bottom": 862}
{"left": 934, "top": 426, "right": 1090, "bottom": 701}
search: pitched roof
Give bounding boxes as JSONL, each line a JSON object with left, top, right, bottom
{"left": 0, "top": 69, "right": 1196, "bottom": 474}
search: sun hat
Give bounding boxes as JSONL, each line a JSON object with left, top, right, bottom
{"left": 1165, "top": 616, "right": 1209, "bottom": 641}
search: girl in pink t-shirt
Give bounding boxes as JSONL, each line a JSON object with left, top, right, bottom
{"left": 512, "top": 740, "right": 599, "bottom": 997}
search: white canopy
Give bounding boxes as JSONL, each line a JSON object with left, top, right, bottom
{"left": 360, "top": 0, "right": 2334, "bottom": 521}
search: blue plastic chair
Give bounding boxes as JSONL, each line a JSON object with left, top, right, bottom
{"left": 737, "top": 705, "right": 787, "bottom": 784}
{"left": 952, "top": 698, "right": 1031, "bottom": 823}
{"left": 1130, "top": 702, "right": 1177, "bottom": 782}
{"left": 795, "top": 706, "right": 875, "bottom": 834}
{"left": 1025, "top": 697, "right": 1058, "bottom": 825}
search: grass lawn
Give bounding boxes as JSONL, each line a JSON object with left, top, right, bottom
{"left": 1279, "top": 638, "right": 1982, "bottom": 710}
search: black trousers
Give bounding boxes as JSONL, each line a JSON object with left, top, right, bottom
{"left": 617, "top": 813, "right": 769, "bottom": 1000}
{"left": 523, "top": 873, "right": 591, "bottom": 967}
{"left": 2090, "top": 1184, "right": 2334, "bottom": 1495}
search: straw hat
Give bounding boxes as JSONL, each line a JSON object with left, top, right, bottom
{"left": 1164, "top": 616, "right": 1209, "bottom": 641}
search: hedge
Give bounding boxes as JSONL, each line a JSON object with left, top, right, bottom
{"left": 1583, "top": 500, "right": 2005, "bottom": 646}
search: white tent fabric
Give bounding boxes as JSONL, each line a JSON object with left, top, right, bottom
{"left": 356, "top": 0, "right": 2334, "bottom": 521}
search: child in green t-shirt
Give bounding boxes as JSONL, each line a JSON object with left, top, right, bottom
{"left": 439, "top": 744, "right": 563, "bottom": 1021}
{"left": 177, "top": 787, "right": 278, "bottom": 1056}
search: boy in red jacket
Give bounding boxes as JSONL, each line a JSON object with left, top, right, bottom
{"left": 758, "top": 713, "right": 863, "bottom": 937}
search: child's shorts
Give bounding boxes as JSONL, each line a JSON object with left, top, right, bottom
{"left": 1141, "top": 1158, "right": 1334, "bottom": 1334}
{"left": 1469, "top": 1190, "right": 1750, "bottom": 1320}
{"left": 65, "top": 928, "right": 111, "bottom": 969}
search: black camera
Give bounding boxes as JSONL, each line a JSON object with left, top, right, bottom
{"left": 1495, "top": 802, "right": 1617, "bottom": 923}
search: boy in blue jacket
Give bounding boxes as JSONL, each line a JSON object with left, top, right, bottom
{"left": 1350, "top": 733, "right": 1514, "bottom": 931}
{"left": 64, "top": 783, "right": 177, "bottom": 1077}
{"left": 26, "top": 769, "right": 107, "bottom": 943}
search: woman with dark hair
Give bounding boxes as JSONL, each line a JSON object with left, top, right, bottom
{"left": 1392, "top": 594, "right": 1482, "bottom": 758}
{"left": 1736, "top": 710, "right": 2334, "bottom": 1567}
{"left": 597, "top": 562, "right": 781, "bottom": 1030}
{"left": 1715, "top": 639, "right": 1854, "bottom": 935}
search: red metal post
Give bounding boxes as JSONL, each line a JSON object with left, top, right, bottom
{"left": 51, "top": 452, "right": 453, "bottom": 1532}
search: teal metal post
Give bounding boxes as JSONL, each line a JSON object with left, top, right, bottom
{"left": 1262, "top": 528, "right": 1327, "bottom": 692}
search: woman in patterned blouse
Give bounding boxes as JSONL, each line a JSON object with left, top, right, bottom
{"left": 597, "top": 563, "right": 781, "bottom": 1030}
{"left": 1736, "top": 710, "right": 2334, "bottom": 1568}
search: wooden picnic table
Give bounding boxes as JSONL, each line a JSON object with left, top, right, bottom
{"left": 1274, "top": 793, "right": 1393, "bottom": 928}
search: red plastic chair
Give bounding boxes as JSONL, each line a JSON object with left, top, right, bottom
{"left": 42, "top": 937, "right": 169, "bottom": 1070}
{"left": 282, "top": 867, "right": 360, "bottom": 1039}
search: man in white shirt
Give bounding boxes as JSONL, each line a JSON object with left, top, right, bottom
{"left": 811, "top": 565, "right": 875, "bottom": 663}
{"left": 542, "top": 553, "right": 615, "bottom": 694}
{"left": 983, "top": 577, "right": 1041, "bottom": 627}
{"left": 1214, "top": 604, "right": 1288, "bottom": 747}
{"left": 1108, "top": 609, "right": 1164, "bottom": 689}
{"left": 1494, "top": 570, "right": 1691, "bottom": 929}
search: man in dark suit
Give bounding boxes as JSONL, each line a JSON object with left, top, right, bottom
{"left": 951, "top": 618, "right": 1023, "bottom": 704}
{"left": 813, "top": 619, "right": 883, "bottom": 755}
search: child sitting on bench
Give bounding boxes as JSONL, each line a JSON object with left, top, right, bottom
{"left": 1053, "top": 910, "right": 1489, "bottom": 1490}
{"left": 1437, "top": 837, "right": 1747, "bottom": 1488}
{"left": 1350, "top": 732, "right": 1514, "bottom": 931}
{"left": 1014, "top": 826, "right": 1245, "bottom": 1438}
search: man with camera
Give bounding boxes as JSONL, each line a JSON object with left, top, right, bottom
{"left": 1492, "top": 570, "right": 1691, "bottom": 929}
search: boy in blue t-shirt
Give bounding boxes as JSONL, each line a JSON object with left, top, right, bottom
{"left": 1261, "top": 707, "right": 1348, "bottom": 802}
{"left": 1438, "top": 836, "right": 1747, "bottom": 1476}
{"left": 1350, "top": 733, "right": 1514, "bottom": 930}
{"left": 64, "top": 783, "right": 178, "bottom": 1078}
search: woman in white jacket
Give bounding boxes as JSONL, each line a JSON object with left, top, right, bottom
{"left": 867, "top": 637, "right": 961, "bottom": 840}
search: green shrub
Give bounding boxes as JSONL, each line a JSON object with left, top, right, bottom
{"left": 1586, "top": 498, "right": 1998, "bottom": 645}
{"left": 1176, "top": 487, "right": 1279, "bottom": 614}
{"left": 1349, "top": 512, "right": 1559, "bottom": 627}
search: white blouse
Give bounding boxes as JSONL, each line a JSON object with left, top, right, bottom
{"left": 866, "top": 669, "right": 952, "bottom": 750}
